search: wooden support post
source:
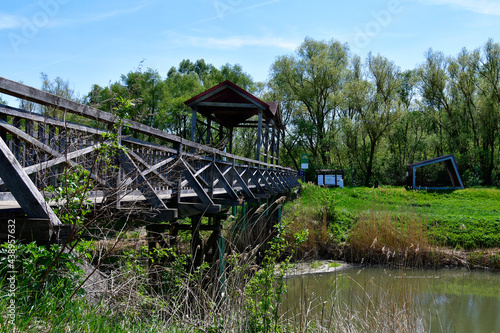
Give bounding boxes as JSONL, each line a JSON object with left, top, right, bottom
{"left": 174, "top": 142, "right": 183, "bottom": 206}
{"left": 25, "top": 120, "right": 34, "bottom": 167}
{"left": 276, "top": 128, "right": 281, "bottom": 165}
{"left": 116, "top": 125, "right": 122, "bottom": 208}
{"left": 208, "top": 156, "right": 215, "bottom": 199}
{"left": 229, "top": 127, "right": 233, "bottom": 154}
{"left": 0, "top": 114, "right": 6, "bottom": 143}
{"left": 191, "top": 214, "right": 203, "bottom": 270}
{"left": 48, "top": 125, "right": 56, "bottom": 186}
{"left": 206, "top": 117, "right": 211, "bottom": 145}
{"left": 12, "top": 117, "right": 21, "bottom": 163}
{"left": 255, "top": 110, "right": 262, "bottom": 162}
{"left": 270, "top": 124, "right": 276, "bottom": 165}
{"left": 0, "top": 137, "right": 62, "bottom": 230}
{"left": 191, "top": 108, "right": 197, "bottom": 142}
{"left": 264, "top": 120, "right": 270, "bottom": 164}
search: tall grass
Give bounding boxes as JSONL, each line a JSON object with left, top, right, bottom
{"left": 348, "top": 206, "right": 429, "bottom": 266}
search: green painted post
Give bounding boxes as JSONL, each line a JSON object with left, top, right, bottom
{"left": 218, "top": 234, "right": 225, "bottom": 298}
{"left": 242, "top": 202, "right": 247, "bottom": 230}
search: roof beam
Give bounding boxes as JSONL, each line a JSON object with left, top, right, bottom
{"left": 197, "top": 102, "right": 257, "bottom": 109}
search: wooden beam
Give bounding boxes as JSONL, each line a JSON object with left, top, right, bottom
{"left": 0, "top": 119, "right": 106, "bottom": 186}
{"left": 180, "top": 162, "right": 211, "bottom": 188}
{"left": 254, "top": 169, "right": 276, "bottom": 194}
{"left": 118, "top": 149, "right": 172, "bottom": 211}
{"left": 0, "top": 143, "right": 102, "bottom": 186}
{"left": 180, "top": 158, "right": 215, "bottom": 206}
{"left": 0, "top": 136, "right": 62, "bottom": 225}
{"left": 0, "top": 105, "right": 106, "bottom": 136}
{"left": 197, "top": 102, "right": 258, "bottom": 109}
{"left": 127, "top": 150, "right": 171, "bottom": 186}
{"left": 230, "top": 167, "right": 256, "bottom": 200}
{"left": 212, "top": 163, "right": 238, "bottom": 201}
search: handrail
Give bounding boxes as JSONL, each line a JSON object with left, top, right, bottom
{"left": 0, "top": 76, "right": 290, "bottom": 171}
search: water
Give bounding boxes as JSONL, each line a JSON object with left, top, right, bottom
{"left": 284, "top": 266, "right": 500, "bottom": 333}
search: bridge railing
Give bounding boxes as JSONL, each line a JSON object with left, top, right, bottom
{"left": 0, "top": 76, "right": 299, "bottom": 223}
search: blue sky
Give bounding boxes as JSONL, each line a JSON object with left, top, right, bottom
{"left": 1, "top": 0, "right": 499, "bottom": 103}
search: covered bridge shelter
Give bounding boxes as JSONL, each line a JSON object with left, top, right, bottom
{"left": 406, "top": 154, "right": 464, "bottom": 190}
{"left": 184, "top": 80, "right": 284, "bottom": 164}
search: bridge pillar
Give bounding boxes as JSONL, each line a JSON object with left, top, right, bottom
{"left": 190, "top": 214, "right": 203, "bottom": 271}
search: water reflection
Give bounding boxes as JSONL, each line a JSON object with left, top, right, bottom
{"left": 284, "top": 266, "right": 500, "bottom": 333}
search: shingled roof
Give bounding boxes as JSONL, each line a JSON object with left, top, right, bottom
{"left": 184, "top": 80, "right": 282, "bottom": 128}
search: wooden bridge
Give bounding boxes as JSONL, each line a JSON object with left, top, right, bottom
{"left": 0, "top": 77, "right": 298, "bottom": 268}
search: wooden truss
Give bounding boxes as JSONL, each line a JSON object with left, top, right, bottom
{"left": 0, "top": 76, "right": 299, "bottom": 244}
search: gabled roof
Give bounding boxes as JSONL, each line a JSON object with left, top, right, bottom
{"left": 184, "top": 80, "right": 282, "bottom": 128}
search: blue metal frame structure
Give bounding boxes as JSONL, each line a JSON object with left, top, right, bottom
{"left": 406, "top": 154, "right": 464, "bottom": 190}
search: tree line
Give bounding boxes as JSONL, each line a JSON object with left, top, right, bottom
{"left": 14, "top": 37, "right": 500, "bottom": 187}
{"left": 271, "top": 38, "right": 500, "bottom": 186}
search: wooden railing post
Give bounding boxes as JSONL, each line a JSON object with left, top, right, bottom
{"left": 255, "top": 110, "right": 262, "bottom": 162}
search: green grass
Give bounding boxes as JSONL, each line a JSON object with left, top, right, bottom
{"left": 285, "top": 183, "right": 500, "bottom": 249}
{"left": 310, "top": 261, "right": 322, "bottom": 269}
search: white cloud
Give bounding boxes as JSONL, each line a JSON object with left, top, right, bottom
{"left": 45, "top": 1, "right": 156, "bottom": 28}
{"left": 414, "top": 0, "right": 500, "bottom": 16}
{"left": 0, "top": 13, "right": 23, "bottom": 29}
{"left": 170, "top": 33, "right": 299, "bottom": 51}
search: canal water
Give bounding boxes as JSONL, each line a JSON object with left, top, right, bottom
{"left": 284, "top": 266, "right": 500, "bottom": 333}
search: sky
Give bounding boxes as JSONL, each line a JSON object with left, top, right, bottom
{"left": 1, "top": 0, "right": 499, "bottom": 104}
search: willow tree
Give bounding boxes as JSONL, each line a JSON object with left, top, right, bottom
{"left": 269, "top": 37, "right": 350, "bottom": 166}
{"left": 475, "top": 40, "right": 500, "bottom": 185}
{"left": 349, "top": 53, "right": 403, "bottom": 186}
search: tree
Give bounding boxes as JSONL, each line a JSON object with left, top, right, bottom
{"left": 270, "top": 38, "right": 350, "bottom": 166}
{"left": 342, "top": 54, "right": 402, "bottom": 186}
{"left": 475, "top": 40, "right": 500, "bottom": 184}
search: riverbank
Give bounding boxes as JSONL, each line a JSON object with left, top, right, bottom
{"left": 283, "top": 183, "right": 500, "bottom": 269}
{"left": 285, "top": 260, "right": 349, "bottom": 277}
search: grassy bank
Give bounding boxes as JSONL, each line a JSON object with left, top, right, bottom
{"left": 2, "top": 185, "right": 499, "bottom": 332}
{"left": 283, "top": 183, "right": 500, "bottom": 267}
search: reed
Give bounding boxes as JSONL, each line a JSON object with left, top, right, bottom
{"left": 348, "top": 206, "right": 429, "bottom": 266}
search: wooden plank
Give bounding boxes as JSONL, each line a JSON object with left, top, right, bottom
{"left": 121, "top": 137, "right": 177, "bottom": 155}
{"left": 0, "top": 136, "right": 62, "bottom": 225}
{"left": 264, "top": 120, "right": 270, "bottom": 164}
